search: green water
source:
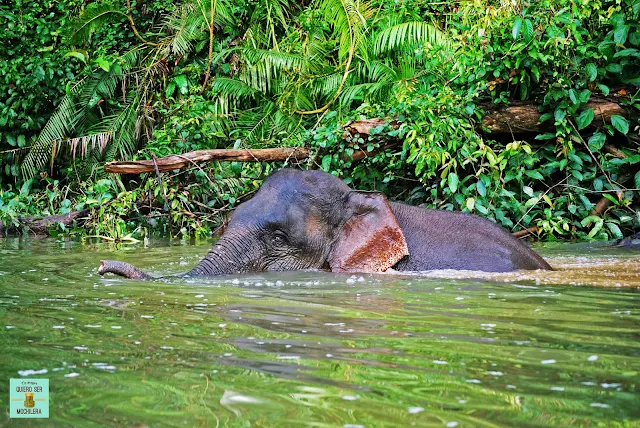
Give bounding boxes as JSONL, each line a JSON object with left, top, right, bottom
{"left": 0, "top": 239, "right": 639, "bottom": 427}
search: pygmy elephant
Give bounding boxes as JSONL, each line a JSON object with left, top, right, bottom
{"left": 99, "top": 169, "right": 551, "bottom": 279}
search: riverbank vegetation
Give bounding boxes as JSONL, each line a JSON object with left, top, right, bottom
{"left": 1, "top": 0, "right": 638, "bottom": 241}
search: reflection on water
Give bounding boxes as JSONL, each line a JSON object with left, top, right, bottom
{"left": 0, "top": 238, "right": 638, "bottom": 426}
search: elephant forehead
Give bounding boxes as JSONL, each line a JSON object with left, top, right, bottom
{"left": 262, "top": 169, "right": 350, "bottom": 194}
{"left": 229, "top": 169, "right": 348, "bottom": 227}
{"left": 231, "top": 190, "right": 321, "bottom": 227}
{"left": 252, "top": 181, "right": 338, "bottom": 211}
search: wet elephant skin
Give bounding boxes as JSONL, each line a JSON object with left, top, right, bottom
{"left": 99, "top": 169, "right": 551, "bottom": 279}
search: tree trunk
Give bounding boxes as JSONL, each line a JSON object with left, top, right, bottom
{"left": 481, "top": 100, "right": 624, "bottom": 133}
{"left": 104, "top": 148, "right": 311, "bottom": 174}
{"left": 343, "top": 100, "right": 625, "bottom": 135}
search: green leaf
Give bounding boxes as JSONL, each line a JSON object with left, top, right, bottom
{"left": 614, "top": 25, "right": 630, "bottom": 44}
{"left": 535, "top": 133, "right": 556, "bottom": 140}
{"left": 611, "top": 115, "right": 629, "bottom": 135}
{"left": 523, "top": 186, "right": 534, "bottom": 197}
{"left": 587, "top": 132, "right": 606, "bottom": 151}
{"left": 579, "top": 89, "right": 591, "bottom": 104}
{"left": 586, "top": 63, "right": 597, "bottom": 82}
{"left": 606, "top": 63, "right": 622, "bottom": 73}
{"left": 321, "top": 155, "right": 332, "bottom": 171}
{"left": 525, "top": 196, "right": 540, "bottom": 207}
{"left": 95, "top": 57, "right": 110, "bottom": 72}
{"left": 165, "top": 82, "right": 176, "bottom": 98}
{"left": 174, "top": 75, "right": 188, "bottom": 95}
{"left": 614, "top": 48, "right": 640, "bottom": 58}
{"left": 475, "top": 201, "right": 489, "bottom": 215}
{"left": 596, "top": 83, "right": 610, "bottom": 96}
{"left": 65, "top": 51, "right": 87, "bottom": 63}
{"left": 476, "top": 180, "right": 486, "bottom": 197}
{"left": 525, "top": 170, "right": 544, "bottom": 180}
{"left": 448, "top": 172, "right": 459, "bottom": 193}
{"left": 623, "top": 76, "right": 640, "bottom": 85}
{"left": 20, "top": 179, "right": 33, "bottom": 197}
{"left": 580, "top": 195, "right": 594, "bottom": 210}
{"left": 576, "top": 108, "right": 594, "bottom": 130}
{"left": 465, "top": 104, "right": 475, "bottom": 115}
{"left": 580, "top": 215, "right": 600, "bottom": 227}
{"left": 554, "top": 108, "right": 566, "bottom": 122}
{"left": 588, "top": 217, "right": 604, "bottom": 238}
{"left": 512, "top": 17, "right": 523, "bottom": 39}
{"left": 568, "top": 89, "right": 578, "bottom": 104}
{"left": 465, "top": 197, "right": 475, "bottom": 211}
{"left": 594, "top": 178, "right": 603, "bottom": 191}
{"left": 571, "top": 169, "right": 584, "bottom": 181}
{"left": 606, "top": 222, "right": 623, "bottom": 239}
{"left": 523, "top": 19, "right": 534, "bottom": 42}
{"left": 635, "top": 171, "right": 640, "bottom": 189}
{"left": 539, "top": 113, "right": 553, "bottom": 123}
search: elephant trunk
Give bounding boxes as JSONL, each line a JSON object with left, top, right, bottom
{"left": 98, "top": 260, "right": 153, "bottom": 280}
{"left": 99, "top": 231, "right": 259, "bottom": 279}
{"left": 188, "top": 231, "right": 259, "bottom": 276}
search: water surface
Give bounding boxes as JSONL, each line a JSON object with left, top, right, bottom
{"left": 1, "top": 239, "right": 638, "bottom": 426}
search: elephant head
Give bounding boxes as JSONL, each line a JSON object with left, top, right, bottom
{"left": 99, "top": 169, "right": 409, "bottom": 279}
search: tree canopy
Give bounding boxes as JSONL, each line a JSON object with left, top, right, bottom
{"left": 0, "top": 0, "right": 638, "bottom": 240}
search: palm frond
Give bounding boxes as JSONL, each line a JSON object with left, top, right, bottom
{"left": 161, "top": 2, "right": 207, "bottom": 56}
{"left": 57, "top": 132, "right": 113, "bottom": 161}
{"left": 316, "top": 0, "right": 371, "bottom": 62}
{"left": 210, "top": 77, "right": 260, "bottom": 99}
{"left": 243, "top": 48, "right": 308, "bottom": 71}
{"left": 208, "top": 176, "right": 246, "bottom": 198}
{"left": 101, "top": 95, "right": 141, "bottom": 161}
{"left": 374, "top": 21, "right": 449, "bottom": 56}
{"left": 68, "top": 3, "right": 127, "bottom": 45}
{"left": 20, "top": 78, "right": 88, "bottom": 178}
{"left": 161, "top": 0, "right": 234, "bottom": 57}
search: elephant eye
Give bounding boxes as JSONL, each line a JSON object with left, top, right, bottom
{"left": 271, "top": 231, "right": 288, "bottom": 246}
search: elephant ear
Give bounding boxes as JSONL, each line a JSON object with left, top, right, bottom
{"left": 329, "top": 191, "right": 409, "bottom": 273}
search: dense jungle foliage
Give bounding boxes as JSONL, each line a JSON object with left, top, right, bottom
{"left": 0, "top": 0, "right": 639, "bottom": 241}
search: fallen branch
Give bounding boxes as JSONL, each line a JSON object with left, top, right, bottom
{"left": 512, "top": 226, "right": 540, "bottom": 239}
{"left": 346, "top": 100, "right": 626, "bottom": 136}
{"left": 591, "top": 196, "right": 614, "bottom": 217}
{"left": 0, "top": 209, "right": 92, "bottom": 236}
{"left": 105, "top": 148, "right": 310, "bottom": 174}
{"left": 482, "top": 99, "right": 625, "bottom": 133}
{"left": 343, "top": 118, "right": 389, "bottom": 135}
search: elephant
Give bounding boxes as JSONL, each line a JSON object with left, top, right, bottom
{"left": 98, "top": 168, "right": 551, "bottom": 279}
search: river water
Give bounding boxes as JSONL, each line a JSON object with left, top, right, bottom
{"left": 0, "top": 238, "right": 638, "bottom": 426}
